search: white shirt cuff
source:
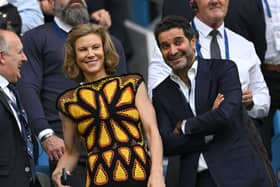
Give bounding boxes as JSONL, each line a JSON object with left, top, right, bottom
{"left": 38, "top": 129, "right": 54, "bottom": 142}
{"left": 181, "top": 120, "right": 187, "bottom": 134}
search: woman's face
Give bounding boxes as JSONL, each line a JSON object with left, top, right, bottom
{"left": 74, "top": 33, "right": 106, "bottom": 82}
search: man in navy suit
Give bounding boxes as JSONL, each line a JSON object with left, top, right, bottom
{"left": 0, "top": 29, "right": 41, "bottom": 187}
{"left": 152, "top": 16, "right": 271, "bottom": 187}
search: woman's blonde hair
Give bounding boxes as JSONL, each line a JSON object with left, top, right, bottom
{"left": 64, "top": 23, "right": 119, "bottom": 82}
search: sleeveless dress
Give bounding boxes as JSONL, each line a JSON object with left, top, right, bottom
{"left": 57, "top": 74, "right": 151, "bottom": 187}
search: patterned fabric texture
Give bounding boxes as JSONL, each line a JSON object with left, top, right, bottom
{"left": 57, "top": 74, "right": 151, "bottom": 187}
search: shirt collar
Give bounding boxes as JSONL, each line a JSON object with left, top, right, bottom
{"left": 170, "top": 59, "right": 198, "bottom": 84}
{"left": 193, "top": 16, "right": 225, "bottom": 38}
{"left": 54, "top": 17, "right": 73, "bottom": 33}
{"left": 0, "top": 75, "right": 9, "bottom": 89}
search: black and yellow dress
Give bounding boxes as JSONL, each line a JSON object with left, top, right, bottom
{"left": 57, "top": 74, "right": 151, "bottom": 187}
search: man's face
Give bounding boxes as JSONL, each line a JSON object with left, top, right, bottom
{"left": 0, "top": 33, "right": 27, "bottom": 83}
{"left": 55, "top": 0, "right": 89, "bottom": 26}
{"left": 158, "top": 28, "right": 195, "bottom": 74}
{"left": 195, "top": 0, "right": 228, "bottom": 28}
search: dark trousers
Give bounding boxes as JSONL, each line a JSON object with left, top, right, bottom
{"left": 166, "top": 156, "right": 180, "bottom": 187}
{"left": 196, "top": 170, "right": 217, "bottom": 187}
{"left": 30, "top": 177, "right": 43, "bottom": 187}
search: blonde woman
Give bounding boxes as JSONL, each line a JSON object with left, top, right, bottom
{"left": 52, "top": 23, "right": 165, "bottom": 187}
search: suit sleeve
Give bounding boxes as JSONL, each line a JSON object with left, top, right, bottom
{"left": 185, "top": 62, "right": 242, "bottom": 135}
{"left": 17, "top": 32, "right": 50, "bottom": 136}
{"left": 153, "top": 94, "right": 206, "bottom": 156}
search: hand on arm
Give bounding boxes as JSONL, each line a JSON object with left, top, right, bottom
{"left": 173, "top": 93, "right": 224, "bottom": 135}
{"left": 91, "top": 9, "right": 112, "bottom": 29}
{"left": 173, "top": 120, "right": 183, "bottom": 135}
{"left": 212, "top": 93, "right": 224, "bottom": 109}
{"left": 135, "top": 82, "right": 165, "bottom": 187}
{"left": 41, "top": 134, "right": 65, "bottom": 161}
{"left": 52, "top": 112, "right": 80, "bottom": 187}
{"left": 242, "top": 90, "right": 254, "bottom": 110}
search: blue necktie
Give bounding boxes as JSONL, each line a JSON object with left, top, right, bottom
{"left": 7, "top": 84, "right": 36, "bottom": 182}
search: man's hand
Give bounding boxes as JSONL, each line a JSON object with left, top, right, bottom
{"left": 91, "top": 9, "right": 111, "bottom": 29}
{"left": 42, "top": 134, "right": 65, "bottom": 161}
{"left": 173, "top": 120, "right": 183, "bottom": 135}
{"left": 242, "top": 90, "right": 254, "bottom": 110}
{"left": 212, "top": 93, "right": 224, "bottom": 109}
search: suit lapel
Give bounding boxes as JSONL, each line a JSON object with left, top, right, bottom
{"left": 166, "top": 78, "right": 189, "bottom": 108}
{"left": 0, "top": 91, "right": 14, "bottom": 115}
{"left": 164, "top": 77, "right": 195, "bottom": 118}
{"left": 195, "top": 59, "right": 211, "bottom": 115}
{"left": 0, "top": 90, "right": 27, "bottom": 141}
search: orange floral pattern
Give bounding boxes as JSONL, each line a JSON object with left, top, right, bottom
{"left": 58, "top": 74, "right": 150, "bottom": 187}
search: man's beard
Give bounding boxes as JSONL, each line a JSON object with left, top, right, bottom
{"left": 56, "top": 4, "right": 90, "bottom": 26}
{"left": 167, "top": 48, "right": 194, "bottom": 73}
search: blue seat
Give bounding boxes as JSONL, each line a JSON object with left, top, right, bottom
{"left": 273, "top": 110, "right": 280, "bottom": 136}
{"left": 36, "top": 141, "right": 49, "bottom": 175}
{"left": 271, "top": 109, "right": 280, "bottom": 185}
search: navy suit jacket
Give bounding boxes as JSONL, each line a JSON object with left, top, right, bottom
{"left": 153, "top": 58, "right": 270, "bottom": 187}
{"left": 0, "top": 92, "right": 32, "bottom": 187}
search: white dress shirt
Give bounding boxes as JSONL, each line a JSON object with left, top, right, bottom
{"left": 148, "top": 17, "right": 270, "bottom": 118}
{"left": 263, "top": 0, "right": 280, "bottom": 64}
{"left": 170, "top": 60, "right": 208, "bottom": 172}
{"left": 0, "top": 75, "right": 22, "bottom": 131}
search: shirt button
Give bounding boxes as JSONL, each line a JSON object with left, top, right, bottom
{"left": 24, "top": 166, "right": 30, "bottom": 173}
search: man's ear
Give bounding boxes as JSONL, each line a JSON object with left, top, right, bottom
{"left": 191, "top": 36, "right": 196, "bottom": 50}
{"left": 0, "top": 52, "right": 6, "bottom": 65}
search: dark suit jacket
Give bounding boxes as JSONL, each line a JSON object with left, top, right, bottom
{"left": 225, "top": 0, "right": 266, "bottom": 63}
{"left": 0, "top": 91, "right": 32, "bottom": 187}
{"left": 162, "top": 0, "right": 194, "bottom": 20}
{"left": 153, "top": 58, "right": 270, "bottom": 187}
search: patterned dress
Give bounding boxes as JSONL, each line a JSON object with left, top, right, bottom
{"left": 57, "top": 74, "right": 151, "bottom": 187}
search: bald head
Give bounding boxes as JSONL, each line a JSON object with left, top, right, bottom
{"left": 0, "top": 30, "right": 21, "bottom": 53}
{"left": 0, "top": 29, "right": 27, "bottom": 83}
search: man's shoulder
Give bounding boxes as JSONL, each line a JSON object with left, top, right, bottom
{"left": 197, "top": 58, "right": 238, "bottom": 79}
{"left": 225, "top": 27, "right": 255, "bottom": 47}
{"left": 153, "top": 76, "right": 173, "bottom": 94}
{"left": 22, "top": 22, "right": 55, "bottom": 38}
{"left": 199, "top": 58, "right": 236, "bottom": 69}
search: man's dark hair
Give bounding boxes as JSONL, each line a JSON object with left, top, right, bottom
{"left": 154, "top": 15, "right": 194, "bottom": 47}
